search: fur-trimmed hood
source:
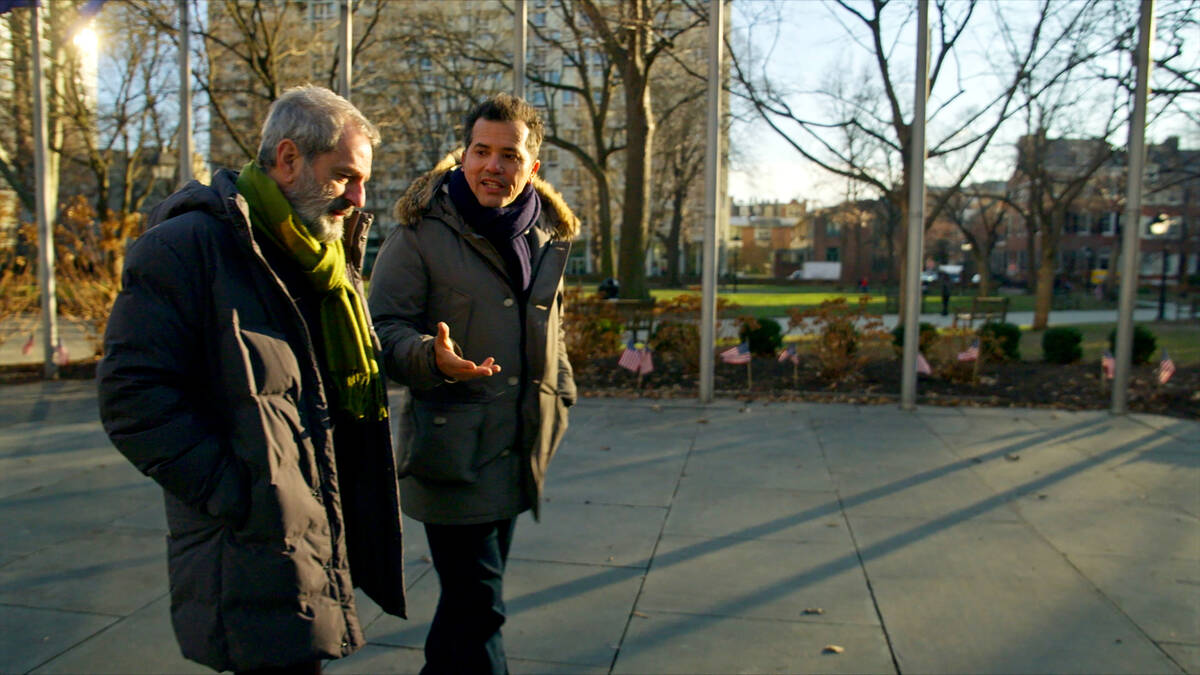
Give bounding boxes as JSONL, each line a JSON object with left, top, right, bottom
{"left": 392, "top": 150, "right": 580, "bottom": 241}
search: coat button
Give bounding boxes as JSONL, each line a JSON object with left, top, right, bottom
{"left": 503, "top": 297, "right": 515, "bottom": 307}
{"left": 507, "top": 376, "right": 519, "bottom": 386}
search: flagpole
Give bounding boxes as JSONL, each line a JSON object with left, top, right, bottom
{"left": 177, "top": 0, "right": 193, "bottom": 185}
{"left": 337, "top": 0, "right": 352, "bottom": 99}
{"left": 513, "top": 0, "right": 526, "bottom": 98}
{"left": 899, "top": 0, "right": 930, "bottom": 410}
{"left": 1111, "top": 0, "right": 1155, "bottom": 414}
{"left": 699, "top": 0, "right": 723, "bottom": 403}
{"left": 32, "top": 2, "right": 58, "bottom": 378}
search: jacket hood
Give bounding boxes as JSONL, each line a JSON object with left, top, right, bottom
{"left": 147, "top": 169, "right": 243, "bottom": 231}
{"left": 393, "top": 150, "right": 580, "bottom": 240}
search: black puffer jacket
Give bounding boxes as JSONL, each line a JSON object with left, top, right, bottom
{"left": 98, "top": 169, "right": 406, "bottom": 672}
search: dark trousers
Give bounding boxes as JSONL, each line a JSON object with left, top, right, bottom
{"left": 421, "top": 518, "right": 517, "bottom": 675}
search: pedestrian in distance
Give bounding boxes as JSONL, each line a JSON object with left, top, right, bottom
{"left": 98, "top": 85, "right": 406, "bottom": 675}
{"left": 941, "top": 272, "right": 952, "bottom": 316}
{"left": 368, "top": 93, "right": 579, "bottom": 675}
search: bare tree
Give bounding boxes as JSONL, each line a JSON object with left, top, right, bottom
{"left": 577, "top": 0, "right": 706, "bottom": 298}
{"left": 941, "top": 183, "right": 1011, "bottom": 296}
{"left": 729, "top": 0, "right": 1110, "bottom": 308}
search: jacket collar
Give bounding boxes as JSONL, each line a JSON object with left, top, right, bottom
{"left": 392, "top": 150, "right": 579, "bottom": 241}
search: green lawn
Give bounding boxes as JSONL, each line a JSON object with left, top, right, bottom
{"left": 650, "top": 284, "right": 1113, "bottom": 320}
{"left": 1019, "top": 321, "right": 1199, "bottom": 365}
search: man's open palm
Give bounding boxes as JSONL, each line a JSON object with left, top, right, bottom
{"left": 434, "top": 321, "right": 501, "bottom": 381}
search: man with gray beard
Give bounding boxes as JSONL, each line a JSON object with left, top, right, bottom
{"left": 98, "top": 85, "right": 406, "bottom": 674}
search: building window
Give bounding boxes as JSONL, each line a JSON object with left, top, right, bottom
{"left": 311, "top": 0, "right": 335, "bottom": 22}
{"left": 826, "top": 247, "right": 839, "bottom": 262}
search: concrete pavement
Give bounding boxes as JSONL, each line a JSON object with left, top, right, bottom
{"left": 1, "top": 380, "right": 1197, "bottom": 674}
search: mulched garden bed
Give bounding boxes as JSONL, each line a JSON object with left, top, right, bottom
{"left": 5, "top": 356, "right": 1196, "bottom": 420}
{"left": 575, "top": 356, "right": 1200, "bottom": 420}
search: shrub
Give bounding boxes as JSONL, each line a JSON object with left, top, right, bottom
{"left": 1107, "top": 325, "right": 1157, "bottom": 365}
{"left": 648, "top": 320, "right": 700, "bottom": 374}
{"left": 978, "top": 321, "right": 1021, "bottom": 361}
{"left": 788, "top": 297, "right": 888, "bottom": 381}
{"left": 1042, "top": 326, "right": 1083, "bottom": 364}
{"left": 928, "top": 328, "right": 980, "bottom": 383}
{"left": 562, "top": 288, "right": 624, "bottom": 369}
{"left": 738, "top": 316, "right": 783, "bottom": 356}
{"left": 891, "top": 322, "right": 939, "bottom": 355}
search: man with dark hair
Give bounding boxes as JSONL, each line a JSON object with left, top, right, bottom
{"left": 369, "top": 93, "right": 578, "bottom": 674}
{"left": 98, "top": 85, "right": 406, "bottom": 674}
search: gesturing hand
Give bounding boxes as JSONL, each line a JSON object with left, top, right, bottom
{"left": 433, "top": 321, "right": 501, "bottom": 381}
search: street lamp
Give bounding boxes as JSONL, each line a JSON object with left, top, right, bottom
{"left": 1148, "top": 213, "right": 1175, "bottom": 321}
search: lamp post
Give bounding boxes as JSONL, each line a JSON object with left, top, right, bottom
{"left": 1148, "top": 213, "right": 1174, "bottom": 321}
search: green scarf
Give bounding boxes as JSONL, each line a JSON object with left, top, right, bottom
{"left": 236, "top": 162, "right": 387, "bottom": 421}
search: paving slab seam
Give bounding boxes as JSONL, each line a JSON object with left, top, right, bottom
{"left": 0, "top": 601, "right": 124, "bottom": 620}
{"left": 603, "top": 420, "right": 701, "bottom": 675}
{"left": 814, "top": 433, "right": 903, "bottom": 675}
{"left": 19, "top": 590, "right": 174, "bottom": 674}
{"left": 925, "top": 416, "right": 1194, "bottom": 674}
{"left": 1010, "top": 528, "right": 1192, "bottom": 674}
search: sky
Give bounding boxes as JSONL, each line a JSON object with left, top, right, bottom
{"left": 724, "top": 0, "right": 1200, "bottom": 208}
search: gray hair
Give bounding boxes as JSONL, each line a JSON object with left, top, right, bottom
{"left": 256, "top": 85, "right": 380, "bottom": 168}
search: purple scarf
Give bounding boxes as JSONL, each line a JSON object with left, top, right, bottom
{"left": 448, "top": 168, "right": 542, "bottom": 293}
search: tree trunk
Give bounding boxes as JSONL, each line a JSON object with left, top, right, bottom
{"left": 1033, "top": 242, "right": 1055, "bottom": 330}
{"left": 616, "top": 12, "right": 652, "bottom": 299}
{"left": 973, "top": 249, "right": 992, "bottom": 297}
{"left": 665, "top": 187, "right": 684, "bottom": 287}
{"left": 595, "top": 174, "right": 615, "bottom": 277}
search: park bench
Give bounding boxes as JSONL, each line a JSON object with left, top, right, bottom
{"left": 575, "top": 297, "right": 658, "bottom": 343}
{"left": 952, "top": 296, "right": 1009, "bottom": 329}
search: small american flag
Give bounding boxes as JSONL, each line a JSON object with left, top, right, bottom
{"left": 720, "top": 342, "right": 751, "bottom": 365}
{"left": 916, "top": 352, "right": 932, "bottom": 375}
{"left": 618, "top": 341, "right": 653, "bottom": 375}
{"left": 1156, "top": 349, "right": 1175, "bottom": 384}
{"left": 21, "top": 332, "right": 34, "bottom": 355}
{"left": 957, "top": 340, "right": 980, "bottom": 362}
{"left": 53, "top": 340, "right": 69, "bottom": 366}
{"left": 618, "top": 340, "right": 642, "bottom": 371}
{"left": 777, "top": 344, "right": 799, "bottom": 365}
{"left": 1101, "top": 351, "right": 1115, "bottom": 380}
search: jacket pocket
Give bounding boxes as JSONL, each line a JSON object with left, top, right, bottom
{"left": 236, "top": 325, "right": 301, "bottom": 397}
{"left": 401, "top": 399, "right": 486, "bottom": 484}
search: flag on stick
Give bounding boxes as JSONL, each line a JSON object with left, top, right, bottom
{"left": 1101, "top": 351, "right": 1115, "bottom": 380}
{"left": 618, "top": 340, "right": 644, "bottom": 372}
{"left": 21, "top": 332, "right": 34, "bottom": 355}
{"left": 777, "top": 343, "right": 799, "bottom": 365}
{"left": 957, "top": 340, "right": 980, "bottom": 362}
{"left": 53, "top": 339, "right": 69, "bottom": 366}
{"left": 1156, "top": 349, "right": 1175, "bottom": 384}
{"left": 720, "top": 342, "right": 751, "bottom": 365}
{"left": 916, "top": 352, "right": 932, "bottom": 375}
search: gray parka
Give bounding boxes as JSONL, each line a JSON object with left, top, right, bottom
{"left": 97, "top": 169, "right": 406, "bottom": 672}
{"left": 368, "top": 153, "right": 578, "bottom": 524}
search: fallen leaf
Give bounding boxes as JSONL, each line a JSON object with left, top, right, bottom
{"left": 825, "top": 522, "right": 840, "bottom": 528}
{"left": 1004, "top": 453, "right": 1020, "bottom": 462}
{"left": 803, "top": 607, "right": 825, "bottom": 615}
{"left": 420, "top": 555, "right": 432, "bottom": 564}
{"left": 632, "top": 610, "right": 650, "bottom": 618}
{"left": 650, "top": 404, "right": 662, "bottom": 412}
{"left": 823, "top": 645, "right": 845, "bottom": 654}
{"left": 697, "top": 418, "right": 709, "bottom": 424}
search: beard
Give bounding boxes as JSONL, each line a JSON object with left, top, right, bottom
{"left": 284, "top": 163, "right": 354, "bottom": 244}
